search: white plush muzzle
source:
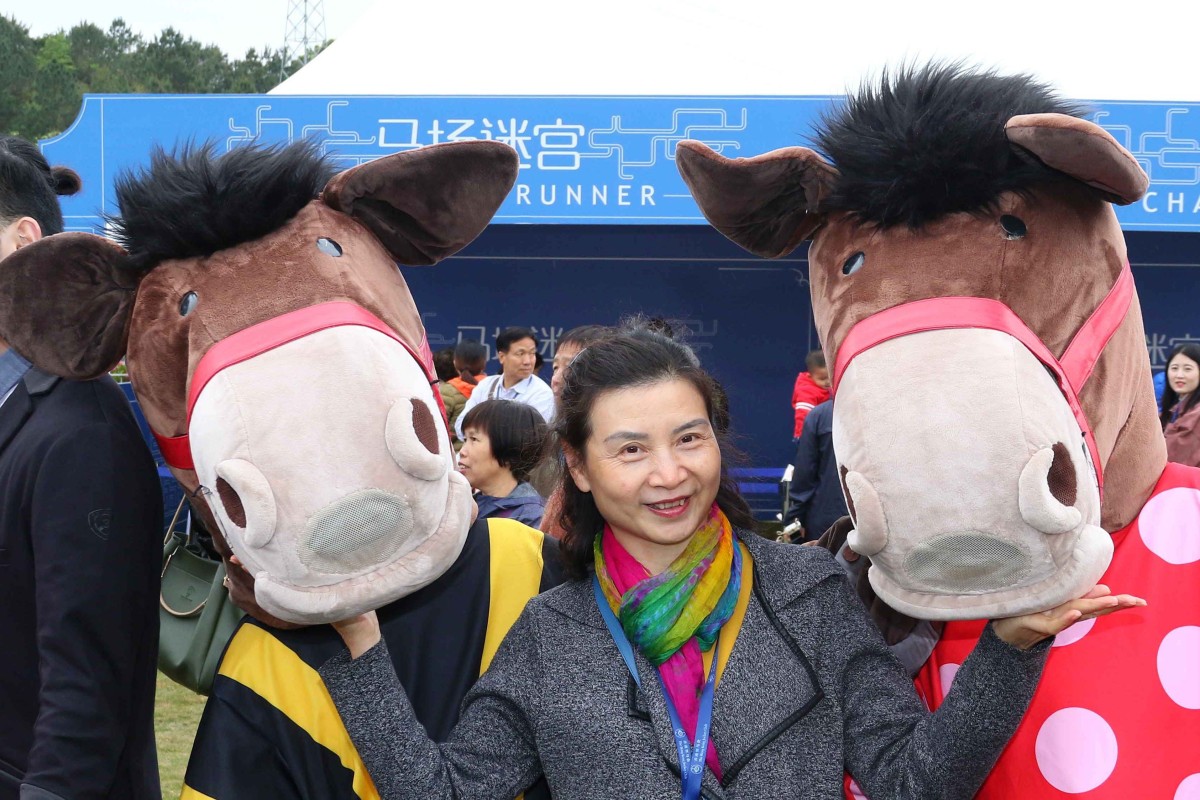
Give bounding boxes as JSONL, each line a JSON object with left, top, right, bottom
{"left": 189, "top": 325, "right": 471, "bottom": 625}
{"left": 833, "top": 329, "right": 1113, "bottom": 620}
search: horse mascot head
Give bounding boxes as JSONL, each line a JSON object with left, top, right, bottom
{"left": 0, "top": 139, "right": 518, "bottom": 625}
{"left": 678, "top": 64, "right": 1166, "bottom": 620}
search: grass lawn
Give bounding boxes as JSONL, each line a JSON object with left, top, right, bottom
{"left": 155, "top": 673, "right": 207, "bottom": 799}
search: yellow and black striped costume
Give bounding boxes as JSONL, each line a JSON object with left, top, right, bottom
{"left": 181, "top": 517, "right": 561, "bottom": 800}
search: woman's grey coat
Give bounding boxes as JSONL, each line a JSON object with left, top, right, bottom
{"left": 321, "top": 531, "right": 1049, "bottom": 799}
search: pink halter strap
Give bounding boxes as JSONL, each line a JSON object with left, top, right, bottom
{"left": 831, "top": 262, "right": 1135, "bottom": 500}
{"left": 150, "top": 301, "right": 437, "bottom": 472}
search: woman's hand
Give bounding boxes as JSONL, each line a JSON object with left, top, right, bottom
{"left": 992, "top": 585, "right": 1146, "bottom": 651}
{"left": 332, "top": 611, "right": 382, "bottom": 659}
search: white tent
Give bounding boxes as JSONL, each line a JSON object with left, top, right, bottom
{"left": 273, "top": 0, "right": 1199, "bottom": 101}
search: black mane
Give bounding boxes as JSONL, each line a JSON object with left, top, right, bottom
{"left": 814, "top": 63, "right": 1088, "bottom": 229}
{"left": 111, "top": 139, "right": 335, "bottom": 270}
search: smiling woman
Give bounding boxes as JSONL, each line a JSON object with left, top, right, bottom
{"left": 321, "top": 327, "right": 1146, "bottom": 800}
{"left": 1161, "top": 343, "right": 1200, "bottom": 467}
{"left": 555, "top": 331, "right": 754, "bottom": 578}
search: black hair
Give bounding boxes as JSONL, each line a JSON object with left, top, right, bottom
{"left": 814, "top": 62, "right": 1087, "bottom": 229}
{"left": 0, "top": 135, "right": 81, "bottom": 236}
{"left": 461, "top": 399, "right": 549, "bottom": 483}
{"left": 558, "top": 324, "right": 614, "bottom": 353}
{"left": 496, "top": 327, "right": 538, "bottom": 353}
{"left": 552, "top": 327, "right": 756, "bottom": 579}
{"left": 1160, "top": 343, "right": 1200, "bottom": 429}
{"left": 805, "top": 350, "right": 827, "bottom": 371}
{"left": 453, "top": 340, "right": 488, "bottom": 384}
{"left": 433, "top": 347, "right": 457, "bottom": 382}
{"left": 644, "top": 316, "right": 675, "bottom": 337}
{"left": 110, "top": 139, "right": 335, "bottom": 271}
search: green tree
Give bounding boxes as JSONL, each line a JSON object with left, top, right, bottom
{"left": 229, "top": 47, "right": 286, "bottom": 93}
{"left": 25, "top": 34, "right": 81, "bottom": 140}
{"left": 0, "top": 16, "right": 37, "bottom": 135}
{"left": 0, "top": 14, "right": 307, "bottom": 140}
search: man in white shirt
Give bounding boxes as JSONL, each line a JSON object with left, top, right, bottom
{"left": 456, "top": 327, "right": 554, "bottom": 440}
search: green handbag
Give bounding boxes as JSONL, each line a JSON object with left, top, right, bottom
{"left": 159, "top": 497, "right": 243, "bottom": 695}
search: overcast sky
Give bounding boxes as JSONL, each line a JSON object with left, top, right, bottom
{"left": 3, "top": 0, "right": 377, "bottom": 58}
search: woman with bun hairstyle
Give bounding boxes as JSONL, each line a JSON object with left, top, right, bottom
{"left": 1161, "top": 343, "right": 1200, "bottom": 467}
{"left": 0, "top": 137, "right": 81, "bottom": 254}
{"left": 0, "top": 136, "right": 165, "bottom": 800}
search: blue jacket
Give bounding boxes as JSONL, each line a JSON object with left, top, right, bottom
{"left": 785, "top": 401, "right": 848, "bottom": 541}
{"left": 475, "top": 482, "right": 546, "bottom": 528}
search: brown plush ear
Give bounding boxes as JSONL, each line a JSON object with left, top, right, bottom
{"left": 675, "top": 140, "right": 837, "bottom": 258}
{"left": 321, "top": 140, "right": 519, "bottom": 266}
{"left": 1006, "top": 114, "right": 1149, "bottom": 205}
{"left": 0, "top": 232, "right": 140, "bottom": 379}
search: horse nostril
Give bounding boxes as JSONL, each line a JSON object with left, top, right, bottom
{"left": 213, "top": 459, "right": 277, "bottom": 547}
{"left": 1017, "top": 445, "right": 1082, "bottom": 535}
{"left": 841, "top": 469, "right": 888, "bottom": 557}
{"left": 217, "top": 477, "right": 247, "bottom": 528}
{"left": 839, "top": 465, "right": 857, "bottom": 522}
{"left": 412, "top": 399, "right": 439, "bottom": 455}
{"left": 385, "top": 398, "right": 448, "bottom": 481}
{"left": 1047, "top": 442, "right": 1078, "bottom": 507}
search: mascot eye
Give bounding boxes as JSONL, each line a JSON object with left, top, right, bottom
{"left": 316, "top": 237, "right": 343, "bottom": 257}
{"left": 842, "top": 252, "right": 866, "bottom": 276}
{"left": 1000, "top": 215, "right": 1027, "bottom": 239}
{"left": 179, "top": 292, "right": 199, "bottom": 316}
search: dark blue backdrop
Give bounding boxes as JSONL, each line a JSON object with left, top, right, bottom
{"left": 406, "top": 226, "right": 1200, "bottom": 472}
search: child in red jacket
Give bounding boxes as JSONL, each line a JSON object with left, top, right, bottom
{"left": 792, "top": 350, "right": 831, "bottom": 440}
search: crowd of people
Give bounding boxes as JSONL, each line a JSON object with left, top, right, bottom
{"left": 0, "top": 126, "right": 1165, "bottom": 800}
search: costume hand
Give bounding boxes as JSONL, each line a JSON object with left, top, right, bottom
{"left": 992, "top": 585, "right": 1146, "bottom": 651}
{"left": 331, "top": 611, "right": 382, "bottom": 659}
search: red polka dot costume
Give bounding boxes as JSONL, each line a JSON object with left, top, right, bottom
{"left": 674, "top": 65, "right": 1195, "bottom": 800}
{"left": 915, "top": 463, "right": 1200, "bottom": 799}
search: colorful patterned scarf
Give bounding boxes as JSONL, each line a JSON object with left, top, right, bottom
{"left": 594, "top": 503, "right": 743, "bottom": 778}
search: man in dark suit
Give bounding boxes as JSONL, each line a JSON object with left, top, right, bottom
{"left": 0, "top": 136, "right": 163, "bottom": 800}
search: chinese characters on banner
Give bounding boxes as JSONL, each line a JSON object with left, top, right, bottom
{"left": 1147, "top": 332, "right": 1200, "bottom": 369}
{"left": 378, "top": 117, "right": 586, "bottom": 171}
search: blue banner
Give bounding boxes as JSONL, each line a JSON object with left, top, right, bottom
{"left": 43, "top": 94, "right": 1200, "bottom": 232}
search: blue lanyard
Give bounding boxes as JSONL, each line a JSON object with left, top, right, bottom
{"left": 593, "top": 576, "right": 717, "bottom": 800}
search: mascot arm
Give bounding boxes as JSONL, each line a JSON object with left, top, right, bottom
{"left": 181, "top": 690, "right": 306, "bottom": 800}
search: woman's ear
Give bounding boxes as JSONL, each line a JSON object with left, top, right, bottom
{"left": 564, "top": 446, "right": 591, "bottom": 493}
{"left": 13, "top": 217, "right": 43, "bottom": 247}
{"left": 0, "top": 216, "right": 42, "bottom": 256}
